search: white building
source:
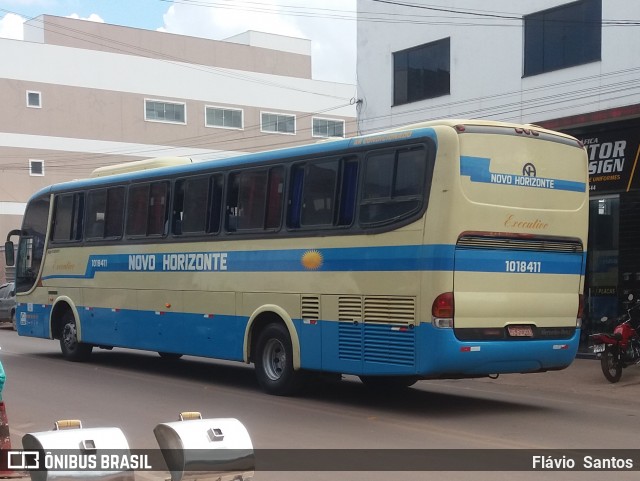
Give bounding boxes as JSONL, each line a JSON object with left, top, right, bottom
{"left": 0, "top": 15, "right": 356, "bottom": 255}
{"left": 357, "top": 0, "right": 640, "bottom": 132}
{"left": 356, "top": 0, "right": 640, "bottom": 348}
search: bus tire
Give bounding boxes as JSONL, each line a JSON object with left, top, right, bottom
{"left": 254, "top": 323, "right": 305, "bottom": 396}
{"left": 60, "top": 313, "right": 93, "bottom": 362}
{"left": 359, "top": 375, "right": 419, "bottom": 390}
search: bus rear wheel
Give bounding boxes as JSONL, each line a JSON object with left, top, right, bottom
{"left": 254, "top": 323, "right": 305, "bottom": 396}
{"left": 60, "top": 313, "right": 93, "bottom": 362}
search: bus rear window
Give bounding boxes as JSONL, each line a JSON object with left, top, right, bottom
{"left": 360, "top": 146, "right": 428, "bottom": 226}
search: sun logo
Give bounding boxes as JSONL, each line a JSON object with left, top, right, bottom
{"left": 301, "top": 250, "right": 323, "bottom": 270}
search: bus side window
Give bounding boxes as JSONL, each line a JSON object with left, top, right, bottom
{"left": 301, "top": 160, "right": 339, "bottom": 226}
{"left": 52, "top": 193, "right": 84, "bottom": 242}
{"left": 237, "top": 170, "right": 268, "bottom": 230}
{"left": 337, "top": 157, "right": 358, "bottom": 226}
{"left": 85, "top": 189, "right": 107, "bottom": 239}
{"left": 225, "top": 174, "right": 240, "bottom": 232}
{"left": 360, "top": 146, "right": 427, "bottom": 227}
{"left": 172, "top": 180, "right": 186, "bottom": 235}
{"left": 104, "top": 187, "right": 125, "bottom": 239}
{"left": 208, "top": 174, "right": 223, "bottom": 234}
{"left": 147, "top": 182, "right": 168, "bottom": 236}
{"left": 181, "top": 176, "right": 209, "bottom": 234}
{"left": 265, "top": 167, "right": 284, "bottom": 229}
{"left": 126, "top": 184, "right": 149, "bottom": 237}
{"left": 287, "top": 164, "right": 305, "bottom": 228}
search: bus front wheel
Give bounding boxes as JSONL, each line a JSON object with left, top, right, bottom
{"left": 60, "top": 313, "right": 93, "bottom": 362}
{"left": 254, "top": 323, "right": 305, "bottom": 396}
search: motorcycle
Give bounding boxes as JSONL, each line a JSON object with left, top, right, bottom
{"left": 590, "top": 295, "right": 640, "bottom": 383}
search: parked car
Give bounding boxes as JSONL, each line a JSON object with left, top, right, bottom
{"left": 0, "top": 282, "right": 16, "bottom": 330}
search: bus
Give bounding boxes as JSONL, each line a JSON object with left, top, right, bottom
{"left": 5, "top": 119, "right": 588, "bottom": 395}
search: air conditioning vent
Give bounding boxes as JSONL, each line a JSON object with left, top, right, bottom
{"left": 339, "top": 296, "right": 362, "bottom": 321}
{"left": 364, "top": 296, "right": 415, "bottom": 325}
{"left": 301, "top": 296, "right": 320, "bottom": 320}
{"left": 457, "top": 235, "right": 582, "bottom": 253}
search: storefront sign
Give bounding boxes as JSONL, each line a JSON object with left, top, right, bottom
{"left": 578, "top": 125, "right": 640, "bottom": 193}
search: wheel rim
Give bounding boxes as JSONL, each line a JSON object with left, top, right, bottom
{"left": 262, "top": 338, "right": 286, "bottom": 381}
{"left": 63, "top": 323, "right": 78, "bottom": 352}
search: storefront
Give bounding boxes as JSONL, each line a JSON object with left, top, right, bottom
{"left": 558, "top": 116, "right": 640, "bottom": 349}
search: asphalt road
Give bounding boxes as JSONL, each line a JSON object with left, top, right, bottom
{"left": 0, "top": 326, "right": 639, "bottom": 481}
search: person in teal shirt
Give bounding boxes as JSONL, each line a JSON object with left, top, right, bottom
{"left": 0, "top": 359, "right": 5, "bottom": 400}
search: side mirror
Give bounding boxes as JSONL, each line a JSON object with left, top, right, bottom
{"left": 4, "top": 241, "right": 14, "bottom": 267}
{"left": 629, "top": 294, "right": 634, "bottom": 301}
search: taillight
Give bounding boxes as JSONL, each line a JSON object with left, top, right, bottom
{"left": 432, "top": 292, "right": 454, "bottom": 319}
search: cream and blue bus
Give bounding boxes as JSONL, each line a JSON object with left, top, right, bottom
{"left": 5, "top": 119, "right": 588, "bottom": 395}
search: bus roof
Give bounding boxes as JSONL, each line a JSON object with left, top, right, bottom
{"left": 26, "top": 118, "right": 581, "bottom": 201}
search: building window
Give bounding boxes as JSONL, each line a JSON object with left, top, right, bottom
{"left": 524, "top": 0, "right": 602, "bottom": 77}
{"left": 393, "top": 38, "right": 450, "bottom": 105}
{"left": 205, "top": 106, "right": 243, "bottom": 130}
{"left": 312, "top": 118, "right": 345, "bottom": 138}
{"left": 26, "top": 91, "right": 41, "bottom": 108}
{"left": 29, "top": 160, "right": 44, "bottom": 176}
{"left": 145, "top": 99, "right": 186, "bottom": 124}
{"left": 261, "top": 112, "right": 296, "bottom": 135}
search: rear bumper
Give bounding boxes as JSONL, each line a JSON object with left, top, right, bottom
{"left": 418, "top": 323, "right": 579, "bottom": 376}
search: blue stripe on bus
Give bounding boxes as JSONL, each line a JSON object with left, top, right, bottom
{"left": 16, "top": 304, "right": 579, "bottom": 376}
{"left": 460, "top": 156, "right": 586, "bottom": 193}
{"left": 41, "top": 244, "right": 586, "bottom": 281}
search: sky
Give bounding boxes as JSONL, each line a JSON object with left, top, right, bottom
{"left": 0, "top": 0, "right": 357, "bottom": 83}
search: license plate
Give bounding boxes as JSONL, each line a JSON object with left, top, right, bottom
{"left": 507, "top": 325, "right": 534, "bottom": 337}
{"left": 592, "top": 344, "right": 605, "bottom": 353}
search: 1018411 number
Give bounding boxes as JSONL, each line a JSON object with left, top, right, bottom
{"left": 505, "top": 261, "right": 542, "bottom": 273}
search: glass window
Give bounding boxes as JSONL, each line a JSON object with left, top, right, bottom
{"left": 226, "top": 168, "right": 283, "bottom": 232}
{"left": 261, "top": 112, "right": 295, "bottom": 134}
{"left": 105, "top": 187, "right": 125, "bottom": 238}
{"left": 173, "top": 175, "right": 223, "bottom": 236}
{"left": 208, "top": 175, "right": 224, "bottom": 234}
{"left": 393, "top": 38, "right": 450, "bottom": 105}
{"left": 265, "top": 167, "right": 284, "bottom": 229}
{"left": 524, "top": 0, "right": 601, "bottom": 76}
{"left": 85, "top": 187, "right": 124, "bottom": 240}
{"left": 27, "top": 91, "right": 41, "bottom": 108}
{"left": 360, "top": 146, "right": 428, "bottom": 226}
{"left": 126, "top": 182, "right": 168, "bottom": 237}
{"left": 145, "top": 100, "right": 186, "bottom": 124}
{"left": 86, "top": 190, "right": 107, "bottom": 239}
{"left": 52, "top": 193, "right": 84, "bottom": 242}
{"left": 302, "top": 160, "right": 339, "bottom": 226}
{"left": 15, "top": 196, "right": 49, "bottom": 293}
{"left": 206, "top": 107, "right": 243, "bottom": 129}
{"left": 288, "top": 157, "right": 357, "bottom": 229}
{"left": 148, "top": 182, "right": 168, "bottom": 236}
{"left": 29, "top": 159, "right": 44, "bottom": 176}
{"left": 313, "top": 118, "right": 345, "bottom": 138}
{"left": 126, "top": 185, "right": 149, "bottom": 237}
